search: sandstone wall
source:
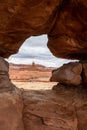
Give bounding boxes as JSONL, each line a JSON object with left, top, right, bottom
{"left": 0, "top": 58, "right": 86, "bottom": 130}
{"left": 0, "top": 0, "right": 87, "bottom": 60}
{"left": 0, "top": 89, "right": 24, "bottom": 130}
{"left": 22, "top": 87, "right": 87, "bottom": 130}
{"left": 0, "top": 0, "right": 87, "bottom": 128}
{"left": 0, "top": 86, "right": 87, "bottom": 130}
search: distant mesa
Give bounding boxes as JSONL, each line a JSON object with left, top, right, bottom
{"left": 9, "top": 63, "right": 54, "bottom": 82}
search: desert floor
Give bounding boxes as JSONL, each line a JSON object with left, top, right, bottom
{"left": 10, "top": 64, "right": 57, "bottom": 90}
{"left": 12, "top": 81, "right": 57, "bottom": 90}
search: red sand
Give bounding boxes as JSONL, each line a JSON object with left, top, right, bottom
{"left": 9, "top": 63, "right": 55, "bottom": 82}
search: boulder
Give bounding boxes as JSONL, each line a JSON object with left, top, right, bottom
{"left": 23, "top": 86, "right": 87, "bottom": 130}
{"left": 0, "top": 57, "right": 15, "bottom": 92}
{"left": 50, "top": 62, "right": 82, "bottom": 86}
{"left": 0, "top": 88, "right": 24, "bottom": 130}
{"left": 0, "top": 57, "right": 24, "bottom": 130}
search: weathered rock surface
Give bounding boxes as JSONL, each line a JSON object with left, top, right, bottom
{"left": 48, "top": 0, "right": 87, "bottom": 60}
{"left": 1, "top": 84, "right": 87, "bottom": 130}
{"left": 0, "top": 58, "right": 87, "bottom": 130}
{"left": 0, "top": 57, "right": 15, "bottom": 92}
{"left": 51, "top": 61, "right": 87, "bottom": 86}
{"left": 0, "top": 88, "right": 24, "bottom": 130}
{"left": 23, "top": 86, "right": 87, "bottom": 130}
{"left": 0, "top": 57, "right": 24, "bottom": 130}
{"left": 0, "top": 0, "right": 61, "bottom": 57}
{"left": 0, "top": 56, "right": 87, "bottom": 130}
{"left": 82, "top": 63, "right": 87, "bottom": 85}
{"left": 0, "top": 0, "right": 87, "bottom": 60}
{"left": 50, "top": 62, "right": 82, "bottom": 86}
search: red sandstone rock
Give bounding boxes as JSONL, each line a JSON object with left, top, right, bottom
{"left": 82, "top": 63, "right": 87, "bottom": 85}
{"left": 0, "top": 0, "right": 61, "bottom": 57}
{"left": 0, "top": 58, "right": 87, "bottom": 130}
{"left": 23, "top": 86, "right": 87, "bottom": 130}
{"left": 0, "top": 83, "right": 87, "bottom": 130}
{"left": 0, "top": 0, "right": 87, "bottom": 60}
{"left": 48, "top": 0, "right": 87, "bottom": 60}
{"left": 0, "top": 88, "right": 24, "bottom": 130}
{"left": 50, "top": 62, "right": 82, "bottom": 86}
{"left": 0, "top": 57, "right": 15, "bottom": 92}
{"left": 0, "top": 58, "right": 24, "bottom": 130}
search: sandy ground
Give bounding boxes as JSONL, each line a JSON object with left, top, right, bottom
{"left": 10, "top": 64, "right": 57, "bottom": 90}
{"left": 12, "top": 81, "right": 57, "bottom": 90}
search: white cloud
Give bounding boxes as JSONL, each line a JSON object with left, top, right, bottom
{"left": 8, "top": 35, "right": 77, "bottom": 67}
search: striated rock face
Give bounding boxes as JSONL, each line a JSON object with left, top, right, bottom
{"left": 23, "top": 87, "right": 87, "bottom": 130}
{"left": 0, "top": 0, "right": 87, "bottom": 60}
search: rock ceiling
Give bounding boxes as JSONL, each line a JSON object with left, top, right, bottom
{"left": 0, "top": 0, "right": 87, "bottom": 60}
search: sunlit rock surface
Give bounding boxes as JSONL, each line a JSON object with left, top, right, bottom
{"left": 50, "top": 62, "right": 82, "bottom": 86}
{"left": 0, "top": 88, "right": 24, "bottom": 130}
{"left": 0, "top": 0, "right": 87, "bottom": 129}
{"left": 0, "top": 0, "right": 87, "bottom": 60}
{"left": 51, "top": 62, "right": 87, "bottom": 86}
{"left": 23, "top": 86, "right": 87, "bottom": 130}
{"left": 0, "top": 57, "right": 24, "bottom": 130}
{"left": 0, "top": 57, "right": 15, "bottom": 92}
{"left": 0, "top": 58, "right": 86, "bottom": 130}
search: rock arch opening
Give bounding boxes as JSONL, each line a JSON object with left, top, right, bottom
{"left": 8, "top": 35, "right": 72, "bottom": 68}
{"left": 7, "top": 34, "right": 75, "bottom": 86}
{"left": 0, "top": 1, "right": 87, "bottom": 130}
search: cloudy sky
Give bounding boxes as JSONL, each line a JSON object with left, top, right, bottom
{"left": 8, "top": 35, "right": 75, "bottom": 67}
